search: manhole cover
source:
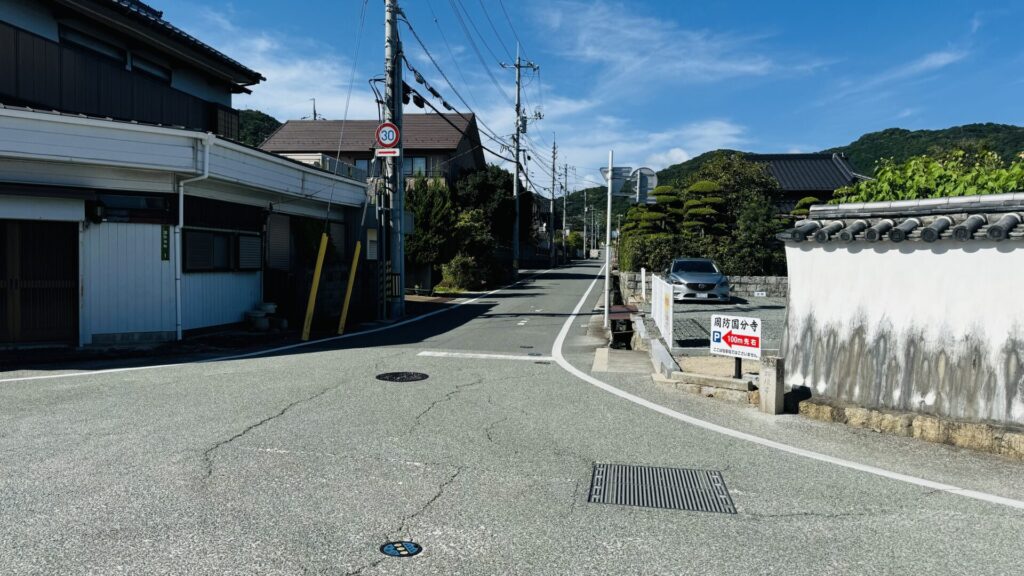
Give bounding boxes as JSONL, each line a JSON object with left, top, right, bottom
{"left": 376, "top": 372, "right": 429, "bottom": 382}
{"left": 527, "top": 352, "right": 542, "bottom": 357}
{"left": 380, "top": 541, "right": 422, "bottom": 557}
{"left": 587, "top": 463, "right": 736, "bottom": 514}
{"left": 520, "top": 345, "right": 534, "bottom": 349}
{"left": 534, "top": 361, "right": 551, "bottom": 365}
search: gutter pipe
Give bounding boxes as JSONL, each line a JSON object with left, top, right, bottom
{"left": 175, "top": 133, "right": 214, "bottom": 340}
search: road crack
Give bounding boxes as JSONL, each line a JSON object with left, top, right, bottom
{"left": 345, "top": 465, "right": 464, "bottom": 576}
{"left": 200, "top": 384, "right": 340, "bottom": 481}
{"left": 407, "top": 377, "right": 484, "bottom": 434}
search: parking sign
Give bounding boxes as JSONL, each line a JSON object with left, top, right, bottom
{"left": 710, "top": 314, "right": 761, "bottom": 360}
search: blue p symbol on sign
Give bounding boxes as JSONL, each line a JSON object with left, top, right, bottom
{"left": 712, "top": 331, "right": 722, "bottom": 343}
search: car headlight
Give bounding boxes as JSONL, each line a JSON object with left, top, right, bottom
{"left": 717, "top": 280, "right": 729, "bottom": 288}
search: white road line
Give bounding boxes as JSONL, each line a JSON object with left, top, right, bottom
{"left": 417, "top": 351, "right": 553, "bottom": 362}
{"left": 552, "top": 265, "right": 1024, "bottom": 512}
{"left": 0, "top": 269, "right": 557, "bottom": 384}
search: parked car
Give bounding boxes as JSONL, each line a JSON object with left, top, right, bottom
{"left": 666, "top": 258, "right": 731, "bottom": 302}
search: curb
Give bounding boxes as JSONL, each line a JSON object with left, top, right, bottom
{"left": 800, "top": 399, "right": 1024, "bottom": 461}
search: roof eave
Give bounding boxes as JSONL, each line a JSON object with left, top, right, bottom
{"left": 55, "top": 0, "right": 264, "bottom": 87}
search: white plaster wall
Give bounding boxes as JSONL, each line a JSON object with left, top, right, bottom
{"left": 81, "top": 222, "right": 176, "bottom": 343}
{"left": 784, "top": 239, "right": 1024, "bottom": 425}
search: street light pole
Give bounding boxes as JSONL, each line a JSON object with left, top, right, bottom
{"left": 604, "top": 149, "right": 612, "bottom": 328}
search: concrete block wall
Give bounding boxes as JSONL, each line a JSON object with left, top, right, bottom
{"left": 728, "top": 276, "right": 788, "bottom": 298}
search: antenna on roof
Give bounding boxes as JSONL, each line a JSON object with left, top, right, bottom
{"left": 302, "top": 98, "right": 323, "bottom": 121}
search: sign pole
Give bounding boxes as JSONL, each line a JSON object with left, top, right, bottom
{"left": 734, "top": 357, "right": 742, "bottom": 379}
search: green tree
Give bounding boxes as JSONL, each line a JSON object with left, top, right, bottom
{"left": 832, "top": 149, "right": 1024, "bottom": 203}
{"left": 238, "top": 109, "right": 282, "bottom": 148}
{"left": 405, "top": 178, "right": 456, "bottom": 270}
{"left": 791, "top": 196, "right": 820, "bottom": 218}
{"left": 566, "top": 231, "right": 583, "bottom": 252}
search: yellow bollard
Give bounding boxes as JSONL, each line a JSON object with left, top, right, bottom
{"left": 301, "top": 232, "right": 329, "bottom": 341}
{"left": 337, "top": 240, "right": 362, "bottom": 335}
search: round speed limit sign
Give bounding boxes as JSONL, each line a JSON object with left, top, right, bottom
{"left": 375, "top": 122, "right": 400, "bottom": 148}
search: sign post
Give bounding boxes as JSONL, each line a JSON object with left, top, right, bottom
{"left": 710, "top": 314, "right": 762, "bottom": 379}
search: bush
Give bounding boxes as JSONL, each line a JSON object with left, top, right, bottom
{"left": 436, "top": 254, "right": 479, "bottom": 292}
{"left": 619, "top": 233, "right": 682, "bottom": 273}
{"left": 791, "top": 196, "right": 820, "bottom": 217}
{"left": 687, "top": 180, "right": 721, "bottom": 194}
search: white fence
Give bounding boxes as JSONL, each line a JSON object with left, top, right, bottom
{"left": 651, "top": 274, "right": 674, "bottom": 343}
{"left": 640, "top": 267, "right": 647, "bottom": 302}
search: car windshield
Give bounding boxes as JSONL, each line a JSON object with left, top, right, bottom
{"left": 672, "top": 260, "right": 718, "bottom": 274}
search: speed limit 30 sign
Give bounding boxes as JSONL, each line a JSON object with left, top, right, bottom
{"left": 375, "top": 122, "right": 400, "bottom": 148}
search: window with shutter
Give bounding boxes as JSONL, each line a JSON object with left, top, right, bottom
{"left": 237, "top": 235, "right": 262, "bottom": 270}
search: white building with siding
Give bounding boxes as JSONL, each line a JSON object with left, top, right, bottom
{"left": 0, "top": 106, "right": 366, "bottom": 346}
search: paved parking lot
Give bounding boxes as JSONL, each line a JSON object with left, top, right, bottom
{"left": 669, "top": 297, "right": 787, "bottom": 353}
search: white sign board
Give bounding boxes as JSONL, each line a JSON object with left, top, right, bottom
{"left": 375, "top": 148, "right": 400, "bottom": 157}
{"left": 710, "top": 314, "right": 761, "bottom": 360}
{"left": 633, "top": 167, "right": 657, "bottom": 204}
{"left": 601, "top": 166, "right": 633, "bottom": 197}
{"left": 651, "top": 274, "right": 674, "bottom": 343}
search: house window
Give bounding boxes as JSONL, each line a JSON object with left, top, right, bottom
{"left": 404, "top": 157, "right": 427, "bottom": 177}
{"left": 184, "top": 230, "right": 261, "bottom": 272}
{"left": 95, "top": 193, "right": 174, "bottom": 224}
{"left": 354, "top": 159, "right": 369, "bottom": 176}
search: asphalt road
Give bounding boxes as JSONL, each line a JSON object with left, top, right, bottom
{"left": 2, "top": 261, "right": 1024, "bottom": 575}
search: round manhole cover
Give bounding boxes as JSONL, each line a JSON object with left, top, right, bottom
{"left": 376, "top": 372, "right": 429, "bottom": 382}
{"left": 380, "top": 541, "right": 422, "bottom": 557}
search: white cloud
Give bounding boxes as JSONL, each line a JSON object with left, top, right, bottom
{"left": 646, "top": 148, "right": 691, "bottom": 170}
{"left": 543, "top": 1, "right": 776, "bottom": 87}
{"left": 167, "top": 5, "right": 379, "bottom": 122}
{"left": 826, "top": 48, "right": 969, "bottom": 103}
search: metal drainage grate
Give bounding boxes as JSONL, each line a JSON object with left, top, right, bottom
{"left": 376, "top": 372, "right": 429, "bottom": 382}
{"left": 587, "top": 463, "right": 736, "bottom": 514}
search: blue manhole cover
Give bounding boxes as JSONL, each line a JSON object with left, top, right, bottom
{"left": 380, "top": 541, "right": 422, "bottom": 557}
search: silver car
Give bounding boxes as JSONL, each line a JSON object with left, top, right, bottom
{"left": 667, "top": 258, "right": 731, "bottom": 302}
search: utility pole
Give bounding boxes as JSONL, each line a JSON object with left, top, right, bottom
{"left": 583, "top": 187, "right": 588, "bottom": 257}
{"left": 501, "top": 44, "right": 539, "bottom": 274}
{"left": 562, "top": 163, "right": 568, "bottom": 259}
{"left": 550, "top": 136, "right": 556, "bottom": 268}
{"left": 384, "top": 0, "right": 405, "bottom": 318}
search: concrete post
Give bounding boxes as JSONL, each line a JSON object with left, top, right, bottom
{"left": 759, "top": 356, "right": 785, "bottom": 415}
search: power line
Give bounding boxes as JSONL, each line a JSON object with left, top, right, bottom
{"left": 477, "top": 0, "right": 514, "bottom": 60}
{"left": 452, "top": 0, "right": 503, "bottom": 66}
{"left": 397, "top": 14, "right": 509, "bottom": 149}
{"left": 496, "top": 0, "right": 525, "bottom": 55}
{"left": 423, "top": 0, "right": 482, "bottom": 112}
{"left": 446, "top": 0, "right": 514, "bottom": 106}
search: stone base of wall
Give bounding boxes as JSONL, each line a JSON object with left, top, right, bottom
{"left": 729, "top": 276, "right": 788, "bottom": 298}
{"left": 620, "top": 272, "right": 649, "bottom": 305}
{"left": 622, "top": 272, "right": 789, "bottom": 300}
{"left": 800, "top": 399, "right": 1024, "bottom": 460}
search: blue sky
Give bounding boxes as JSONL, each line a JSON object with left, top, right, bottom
{"left": 164, "top": 0, "right": 1024, "bottom": 189}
